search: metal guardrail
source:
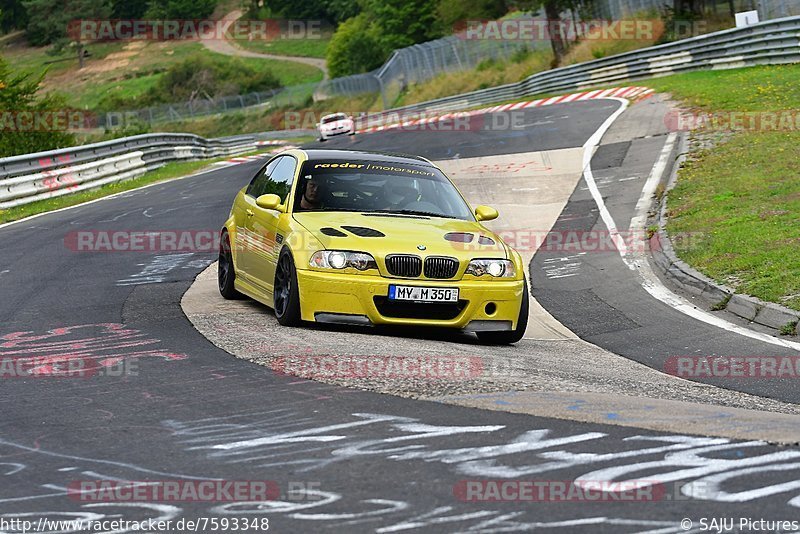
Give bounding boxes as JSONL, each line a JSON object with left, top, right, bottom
{"left": 0, "top": 133, "right": 258, "bottom": 209}
{"left": 354, "top": 15, "right": 800, "bottom": 128}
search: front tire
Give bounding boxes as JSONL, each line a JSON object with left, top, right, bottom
{"left": 274, "top": 248, "right": 302, "bottom": 326}
{"left": 476, "top": 280, "right": 529, "bottom": 345}
{"left": 218, "top": 231, "right": 244, "bottom": 300}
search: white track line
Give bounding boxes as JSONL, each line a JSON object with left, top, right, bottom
{"left": 581, "top": 98, "right": 632, "bottom": 255}
{"left": 582, "top": 100, "right": 800, "bottom": 351}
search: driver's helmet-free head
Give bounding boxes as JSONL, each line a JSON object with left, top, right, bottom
{"left": 302, "top": 175, "right": 326, "bottom": 205}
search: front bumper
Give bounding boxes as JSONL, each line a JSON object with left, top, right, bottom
{"left": 296, "top": 270, "right": 524, "bottom": 330}
{"left": 319, "top": 126, "right": 354, "bottom": 139}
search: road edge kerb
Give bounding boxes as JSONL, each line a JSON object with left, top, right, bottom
{"left": 650, "top": 132, "right": 800, "bottom": 337}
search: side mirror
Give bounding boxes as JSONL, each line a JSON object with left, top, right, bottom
{"left": 474, "top": 205, "right": 498, "bottom": 222}
{"left": 256, "top": 194, "right": 285, "bottom": 212}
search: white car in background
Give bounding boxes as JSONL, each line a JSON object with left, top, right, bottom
{"left": 318, "top": 113, "right": 356, "bottom": 141}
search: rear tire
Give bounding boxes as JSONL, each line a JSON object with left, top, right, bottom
{"left": 274, "top": 248, "right": 302, "bottom": 326}
{"left": 476, "top": 279, "right": 529, "bottom": 345}
{"left": 218, "top": 231, "right": 244, "bottom": 300}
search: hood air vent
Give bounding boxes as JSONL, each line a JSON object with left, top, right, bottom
{"left": 342, "top": 226, "right": 385, "bottom": 237}
{"left": 444, "top": 232, "right": 474, "bottom": 243}
{"left": 320, "top": 227, "right": 348, "bottom": 237}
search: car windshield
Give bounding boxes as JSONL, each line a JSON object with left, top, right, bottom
{"left": 294, "top": 159, "right": 475, "bottom": 220}
{"left": 322, "top": 114, "right": 347, "bottom": 124}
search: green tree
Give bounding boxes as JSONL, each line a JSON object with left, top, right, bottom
{"left": 515, "top": 0, "right": 598, "bottom": 65}
{"left": 362, "top": 0, "right": 441, "bottom": 50}
{"left": 326, "top": 0, "right": 446, "bottom": 77}
{"left": 24, "top": 0, "right": 111, "bottom": 68}
{"left": 325, "top": 0, "right": 360, "bottom": 24}
{"left": 326, "top": 13, "right": 385, "bottom": 77}
{"left": 436, "top": 0, "right": 507, "bottom": 34}
{"left": 0, "top": 55, "right": 75, "bottom": 157}
{"left": 144, "top": 0, "right": 217, "bottom": 19}
{"left": 111, "top": 0, "right": 147, "bottom": 19}
{"left": 0, "top": 0, "right": 28, "bottom": 32}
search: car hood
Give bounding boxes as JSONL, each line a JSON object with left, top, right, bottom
{"left": 293, "top": 211, "right": 507, "bottom": 259}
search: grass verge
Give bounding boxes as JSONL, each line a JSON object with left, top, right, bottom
{"left": 237, "top": 36, "right": 331, "bottom": 58}
{"left": 649, "top": 63, "right": 800, "bottom": 312}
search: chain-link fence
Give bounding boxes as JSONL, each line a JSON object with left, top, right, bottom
{"left": 100, "top": 82, "right": 319, "bottom": 129}
{"left": 758, "top": 0, "right": 800, "bottom": 19}
{"left": 315, "top": 21, "right": 549, "bottom": 107}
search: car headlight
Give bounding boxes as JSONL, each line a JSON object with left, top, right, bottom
{"left": 310, "top": 251, "right": 378, "bottom": 271}
{"left": 465, "top": 259, "right": 516, "bottom": 278}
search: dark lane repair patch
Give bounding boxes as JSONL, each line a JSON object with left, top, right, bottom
{"left": 534, "top": 287, "right": 641, "bottom": 336}
{"left": 591, "top": 141, "right": 631, "bottom": 169}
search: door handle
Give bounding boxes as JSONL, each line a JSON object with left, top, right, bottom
{"left": 246, "top": 209, "right": 255, "bottom": 217}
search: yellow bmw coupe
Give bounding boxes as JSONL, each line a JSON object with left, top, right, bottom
{"left": 219, "top": 149, "right": 528, "bottom": 344}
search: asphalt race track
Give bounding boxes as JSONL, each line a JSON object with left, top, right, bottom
{"left": 1, "top": 99, "right": 799, "bottom": 532}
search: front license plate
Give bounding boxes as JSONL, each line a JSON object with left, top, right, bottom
{"left": 388, "top": 285, "right": 459, "bottom": 303}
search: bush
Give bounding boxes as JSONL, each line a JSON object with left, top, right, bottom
{"left": 476, "top": 57, "right": 498, "bottom": 71}
{"left": 326, "top": 14, "right": 386, "bottom": 77}
{"left": 510, "top": 47, "right": 531, "bottom": 64}
{"left": 98, "top": 54, "right": 282, "bottom": 110}
{"left": 0, "top": 55, "right": 76, "bottom": 157}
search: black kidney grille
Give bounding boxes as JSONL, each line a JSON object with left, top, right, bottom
{"left": 424, "top": 257, "right": 459, "bottom": 279}
{"left": 385, "top": 255, "right": 422, "bottom": 277}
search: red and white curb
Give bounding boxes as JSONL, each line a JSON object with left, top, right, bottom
{"left": 213, "top": 146, "right": 299, "bottom": 167}
{"left": 255, "top": 140, "right": 291, "bottom": 146}
{"left": 355, "top": 86, "right": 654, "bottom": 134}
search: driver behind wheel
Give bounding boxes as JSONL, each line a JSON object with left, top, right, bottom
{"left": 381, "top": 183, "right": 419, "bottom": 210}
{"left": 299, "top": 175, "right": 325, "bottom": 210}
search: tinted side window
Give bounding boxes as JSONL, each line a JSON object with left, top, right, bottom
{"left": 268, "top": 156, "right": 297, "bottom": 202}
{"left": 246, "top": 157, "right": 281, "bottom": 198}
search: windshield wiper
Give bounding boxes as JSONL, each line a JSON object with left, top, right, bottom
{"left": 314, "top": 207, "right": 365, "bottom": 212}
{"left": 372, "top": 209, "right": 458, "bottom": 219}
